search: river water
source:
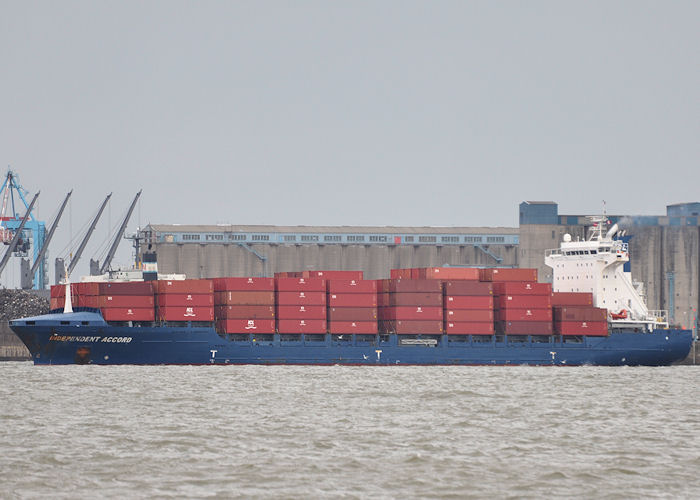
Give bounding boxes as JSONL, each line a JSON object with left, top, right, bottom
{"left": 1, "top": 363, "right": 698, "bottom": 499}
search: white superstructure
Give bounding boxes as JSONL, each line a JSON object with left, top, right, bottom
{"left": 545, "top": 216, "right": 667, "bottom": 331}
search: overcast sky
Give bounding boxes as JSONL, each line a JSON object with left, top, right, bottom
{"left": 1, "top": 1, "right": 698, "bottom": 285}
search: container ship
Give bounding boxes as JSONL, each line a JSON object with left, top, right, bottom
{"left": 9, "top": 220, "right": 693, "bottom": 365}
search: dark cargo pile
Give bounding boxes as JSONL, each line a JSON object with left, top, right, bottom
{"left": 0, "top": 290, "right": 50, "bottom": 320}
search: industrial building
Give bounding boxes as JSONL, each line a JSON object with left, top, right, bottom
{"left": 138, "top": 201, "right": 699, "bottom": 331}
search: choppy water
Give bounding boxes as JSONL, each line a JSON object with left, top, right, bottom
{"left": 1, "top": 364, "right": 698, "bottom": 499}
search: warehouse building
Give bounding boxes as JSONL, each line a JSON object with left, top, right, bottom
{"left": 137, "top": 201, "right": 699, "bottom": 330}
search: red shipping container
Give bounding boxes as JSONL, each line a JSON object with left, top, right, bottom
{"left": 212, "top": 277, "right": 275, "bottom": 292}
{"left": 327, "top": 279, "right": 377, "bottom": 294}
{"left": 424, "top": 267, "right": 481, "bottom": 280}
{"left": 276, "top": 305, "right": 326, "bottom": 319}
{"left": 216, "top": 305, "right": 275, "bottom": 319}
{"left": 77, "top": 282, "right": 101, "bottom": 296}
{"left": 493, "top": 282, "right": 552, "bottom": 296}
{"left": 50, "top": 297, "right": 62, "bottom": 309}
{"left": 157, "top": 306, "right": 214, "bottom": 321}
{"left": 411, "top": 268, "right": 426, "bottom": 279}
{"left": 215, "top": 291, "right": 275, "bottom": 305}
{"left": 443, "top": 281, "right": 493, "bottom": 296}
{"left": 479, "top": 268, "right": 538, "bottom": 282}
{"left": 328, "top": 321, "right": 378, "bottom": 334}
{"left": 303, "top": 270, "right": 364, "bottom": 280}
{"left": 555, "top": 321, "right": 608, "bottom": 336}
{"left": 51, "top": 284, "right": 80, "bottom": 298}
{"left": 99, "top": 295, "right": 154, "bottom": 308}
{"left": 277, "top": 319, "right": 327, "bottom": 334}
{"left": 377, "top": 292, "right": 442, "bottom": 307}
{"left": 78, "top": 295, "right": 100, "bottom": 308}
{"left": 444, "top": 295, "right": 494, "bottom": 309}
{"left": 496, "top": 294, "right": 552, "bottom": 310}
{"left": 327, "top": 307, "right": 378, "bottom": 321}
{"left": 156, "top": 293, "right": 213, "bottom": 307}
{"left": 276, "top": 291, "right": 326, "bottom": 306}
{"left": 496, "top": 308, "right": 553, "bottom": 322}
{"left": 379, "top": 306, "right": 443, "bottom": 321}
{"left": 101, "top": 307, "right": 155, "bottom": 322}
{"left": 496, "top": 321, "right": 554, "bottom": 335}
{"left": 327, "top": 293, "right": 377, "bottom": 307}
{"left": 155, "top": 279, "right": 213, "bottom": 294}
{"left": 551, "top": 292, "right": 594, "bottom": 306}
{"left": 217, "top": 319, "right": 275, "bottom": 334}
{"left": 554, "top": 306, "right": 607, "bottom": 322}
{"left": 380, "top": 320, "right": 443, "bottom": 334}
{"left": 445, "top": 322, "right": 495, "bottom": 335}
{"left": 275, "top": 277, "right": 326, "bottom": 292}
{"left": 96, "top": 281, "right": 154, "bottom": 295}
{"left": 444, "top": 309, "right": 494, "bottom": 322}
{"left": 377, "top": 279, "right": 442, "bottom": 294}
{"left": 274, "top": 272, "right": 301, "bottom": 278}
{"left": 390, "top": 268, "right": 412, "bottom": 280}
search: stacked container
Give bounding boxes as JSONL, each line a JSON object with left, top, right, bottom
{"left": 327, "top": 278, "right": 378, "bottom": 334}
{"left": 378, "top": 279, "right": 443, "bottom": 334}
{"left": 417, "top": 267, "right": 482, "bottom": 280}
{"left": 50, "top": 282, "right": 155, "bottom": 321}
{"left": 154, "top": 279, "right": 214, "bottom": 322}
{"left": 552, "top": 291, "right": 607, "bottom": 336}
{"left": 213, "top": 277, "right": 275, "bottom": 334}
{"left": 492, "top": 280, "right": 553, "bottom": 335}
{"left": 303, "top": 270, "right": 364, "bottom": 281}
{"left": 443, "top": 280, "right": 495, "bottom": 335}
{"left": 275, "top": 277, "right": 327, "bottom": 334}
{"left": 95, "top": 282, "right": 155, "bottom": 321}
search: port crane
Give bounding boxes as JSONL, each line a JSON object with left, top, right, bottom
{"left": 55, "top": 193, "right": 111, "bottom": 283}
{"left": 21, "top": 190, "right": 72, "bottom": 289}
{"left": 93, "top": 190, "right": 142, "bottom": 275}
{"left": 0, "top": 170, "right": 47, "bottom": 289}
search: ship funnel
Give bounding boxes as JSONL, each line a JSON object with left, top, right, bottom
{"left": 605, "top": 223, "right": 619, "bottom": 239}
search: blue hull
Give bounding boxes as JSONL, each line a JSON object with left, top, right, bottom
{"left": 10, "top": 311, "right": 693, "bottom": 366}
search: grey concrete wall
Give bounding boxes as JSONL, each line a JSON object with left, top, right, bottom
{"left": 0, "top": 321, "right": 30, "bottom": 361}
{"left": 153, "top": 242, "right": 519, "bottom": 280}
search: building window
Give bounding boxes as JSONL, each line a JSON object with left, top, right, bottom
{"left": 464, "top": 236, "right": 482, "bottom": 243}
{"left": 441, "top": 236, "right": 459, "bottom": 243}
{"left": 301, "top": 235, "right": 319, "bottom": 242}
{"left": 324, "top": 235, "right": 341, "bottom": 242}
{"left": 418, "top": 236, "right": 437, "bottom": 243}
{"left": 369, "top": 235, "right": 387, "bottom": 242}
{"left": 487, "top": 236, "right": 505, "bottom": 243}
{"left": 182, "top": 234, "right": 200, "bottom": 241}
{"left": 283, "top": 235, "right": 297, "bottom": 242}
{"left": 229, "top": 234, "right": 246, "bottom": 241}
{"left": 252, "top": 234, "right": 270, "bottom": 241}
{"left": 347, "top": 235, "right": 365, "bottom": 242}
{"left": 404, "top": 236, "right": 414, "bottom": 243}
